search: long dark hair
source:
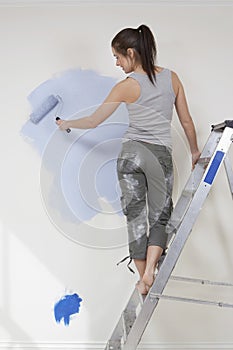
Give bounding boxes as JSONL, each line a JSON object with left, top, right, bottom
{"left": 111, "top": 24, "right": 157, "bottom": 84}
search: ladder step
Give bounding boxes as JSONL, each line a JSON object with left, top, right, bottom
{"left": 198, "top": 156, "right": 211, "bottom": 165}
{"left": 149, "top": 293, "right": 233, "bottom": 308}
{"left": 106, "top": 340, "right": 122, "bottom": 350}
{"left": 105, "top": 315, "right": 124, "bottom": 350}
{"left": 170, "top": 275, "right": 233, "bottom": 287}
{"left": 137, "top": 290, "right": 146, "bottom": 306}
{"left": 212, "top": 119, "right": 233, "bottom": 130}
{"left": 104, "top": 288, "right": 144, "bottom": 350}
{"left": 122, "top": 288, "right": 145, "bottom": 336}
{"left": 180, "top": 189, "right": 195, "bottom": 198}
{"left": 123, "top": 310, "right": 136, "bottom": 337}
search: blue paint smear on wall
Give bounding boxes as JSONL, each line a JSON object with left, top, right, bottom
{"left": 61, "top": 123, "right": 126, "bottom": 221}
{"left": 54, "top": 293, "right": 82, "bottom": 326}
{"left": 20, "top": 68, "right": 129, "bottom": 246}
{"left": 21, "top": 68, "right": 128, "bottom": 154}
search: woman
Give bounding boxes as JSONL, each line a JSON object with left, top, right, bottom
{"left": 56, "top": 24, "right": 200, "bottom": 295}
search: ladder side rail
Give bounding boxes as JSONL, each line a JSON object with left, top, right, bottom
{"left": 156, "top": 126, "right": 233, "bottom": 295}
{"left": 122, "top": 127, "right": 233, "bottom": 350}
{"left": 167, "top": 128, "right": 223, "bottom": 241}
{"left": 224, "top": 154, "right": 233, "bottom": 198}
{"left": 168, "top": 129, "right": 222, "bottom": 226}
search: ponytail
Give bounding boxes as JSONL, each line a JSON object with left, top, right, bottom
{"left": 111, "top": 24, "right": 157, "bottom": 84}
{"left": 137, "top": 25, "right": 157, "bottom": 84}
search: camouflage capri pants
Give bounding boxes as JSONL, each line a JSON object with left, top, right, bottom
{"left": 117, "top": 140, "right": 173, "bottom": 260}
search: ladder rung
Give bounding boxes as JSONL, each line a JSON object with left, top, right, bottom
{"left": 105, "top": 288, "right": 144, "bottom": 349}
{"left": 180, "top": 189, "right": 195, "bottom": 198}
{"left": 105, "top": 315, "right": 124, "bottom": 350}
{"left": 137, "top": 291, "right": 146, "bottom": 306}
{"left": 123, "top": 310, "right": 137, "bottom": 337}
{"left": 149, "top": 293, "right": 233, "bottom": 308}
{"left": 212, "top": 119, "right": 233, "bottom": 131}
{"left": 198, "top": 156, "right": 211, "bottom": 165}
{"left": 107, "top": 340, "right": 122, "bottom": 350}
{"left": 133, "top": 287, "right": 145, "bottom": 306}
{"left": 121, "top": 288, "right": 145, "bottom": 337}
{"left": 170, "top": 275, "right": 233, "bottom": 287}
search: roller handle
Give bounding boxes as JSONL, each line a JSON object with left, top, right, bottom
{"left": 56, "top": 117, "right": 71, "bottom": 133}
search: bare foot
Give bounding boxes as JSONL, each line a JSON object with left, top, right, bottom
{"left": 136, "top": 280, "right": 148, "bottom": 295}
{"left": 142, "top": 272, "right": 155, "bottom": 289}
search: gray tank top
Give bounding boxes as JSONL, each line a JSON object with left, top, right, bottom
{"left": 124, "top": 68, "right": 176, "bottom": 149}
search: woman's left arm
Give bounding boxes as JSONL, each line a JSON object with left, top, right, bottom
{"left": 172, "top": 71, "right": 201, "bottom": 169}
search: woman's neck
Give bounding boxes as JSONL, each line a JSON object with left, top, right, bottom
{"left": 133, "top": 65, "right": 163, "bottom": 74}
{"left": 134, "top": 66, "right": 146, "bottom": 74}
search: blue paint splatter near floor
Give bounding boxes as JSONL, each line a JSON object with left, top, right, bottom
{"left": 54, "top": 293, "right": 82, "bottom": 326}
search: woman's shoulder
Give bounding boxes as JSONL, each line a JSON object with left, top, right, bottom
{"left": 170, "top": 70, "right": 182, "bottom": 84}
{"left": 116, "top": 76, "right": 140, "bottom": 89}
{"left": 114, "top": 77, "right": 141, "bottom": 103}
{"left": 170, "top": 70, "right": 183, "bottom": 96}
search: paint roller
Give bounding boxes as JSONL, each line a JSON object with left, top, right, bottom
{"left": 29, "top": 94, "right": 71, "bottom": 133}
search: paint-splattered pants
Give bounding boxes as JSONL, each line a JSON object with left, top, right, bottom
{"left": 117, "top": 140, "right": 173, "bottom": 260}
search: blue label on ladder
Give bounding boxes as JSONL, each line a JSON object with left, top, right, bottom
{"left": 204, "top": 151, "right": 225, "bottom": 185}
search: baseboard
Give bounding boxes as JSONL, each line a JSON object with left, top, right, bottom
{"left": 1, "top": 0, "right": 233, "bottom": 6}
{"left": 0, "top": 342, "right": 233, "bottom": 350}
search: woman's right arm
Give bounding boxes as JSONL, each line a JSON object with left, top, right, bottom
{"left": 56, "top": 78, "right": 138, "bottom": 131}
{"left": 172, "top": 71, "right": 201, "bottom": 169}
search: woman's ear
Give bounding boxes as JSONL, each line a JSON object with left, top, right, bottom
{"left": 127, "top": 48, "right": 135, "bottom": 58}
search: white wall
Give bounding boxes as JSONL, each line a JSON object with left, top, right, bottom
{"left": 0, "top": 2, "right": 233, "bottom": 349}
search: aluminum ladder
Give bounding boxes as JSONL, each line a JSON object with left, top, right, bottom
{"left": 104, "top": 120, "right": 233, "bottom": 350}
